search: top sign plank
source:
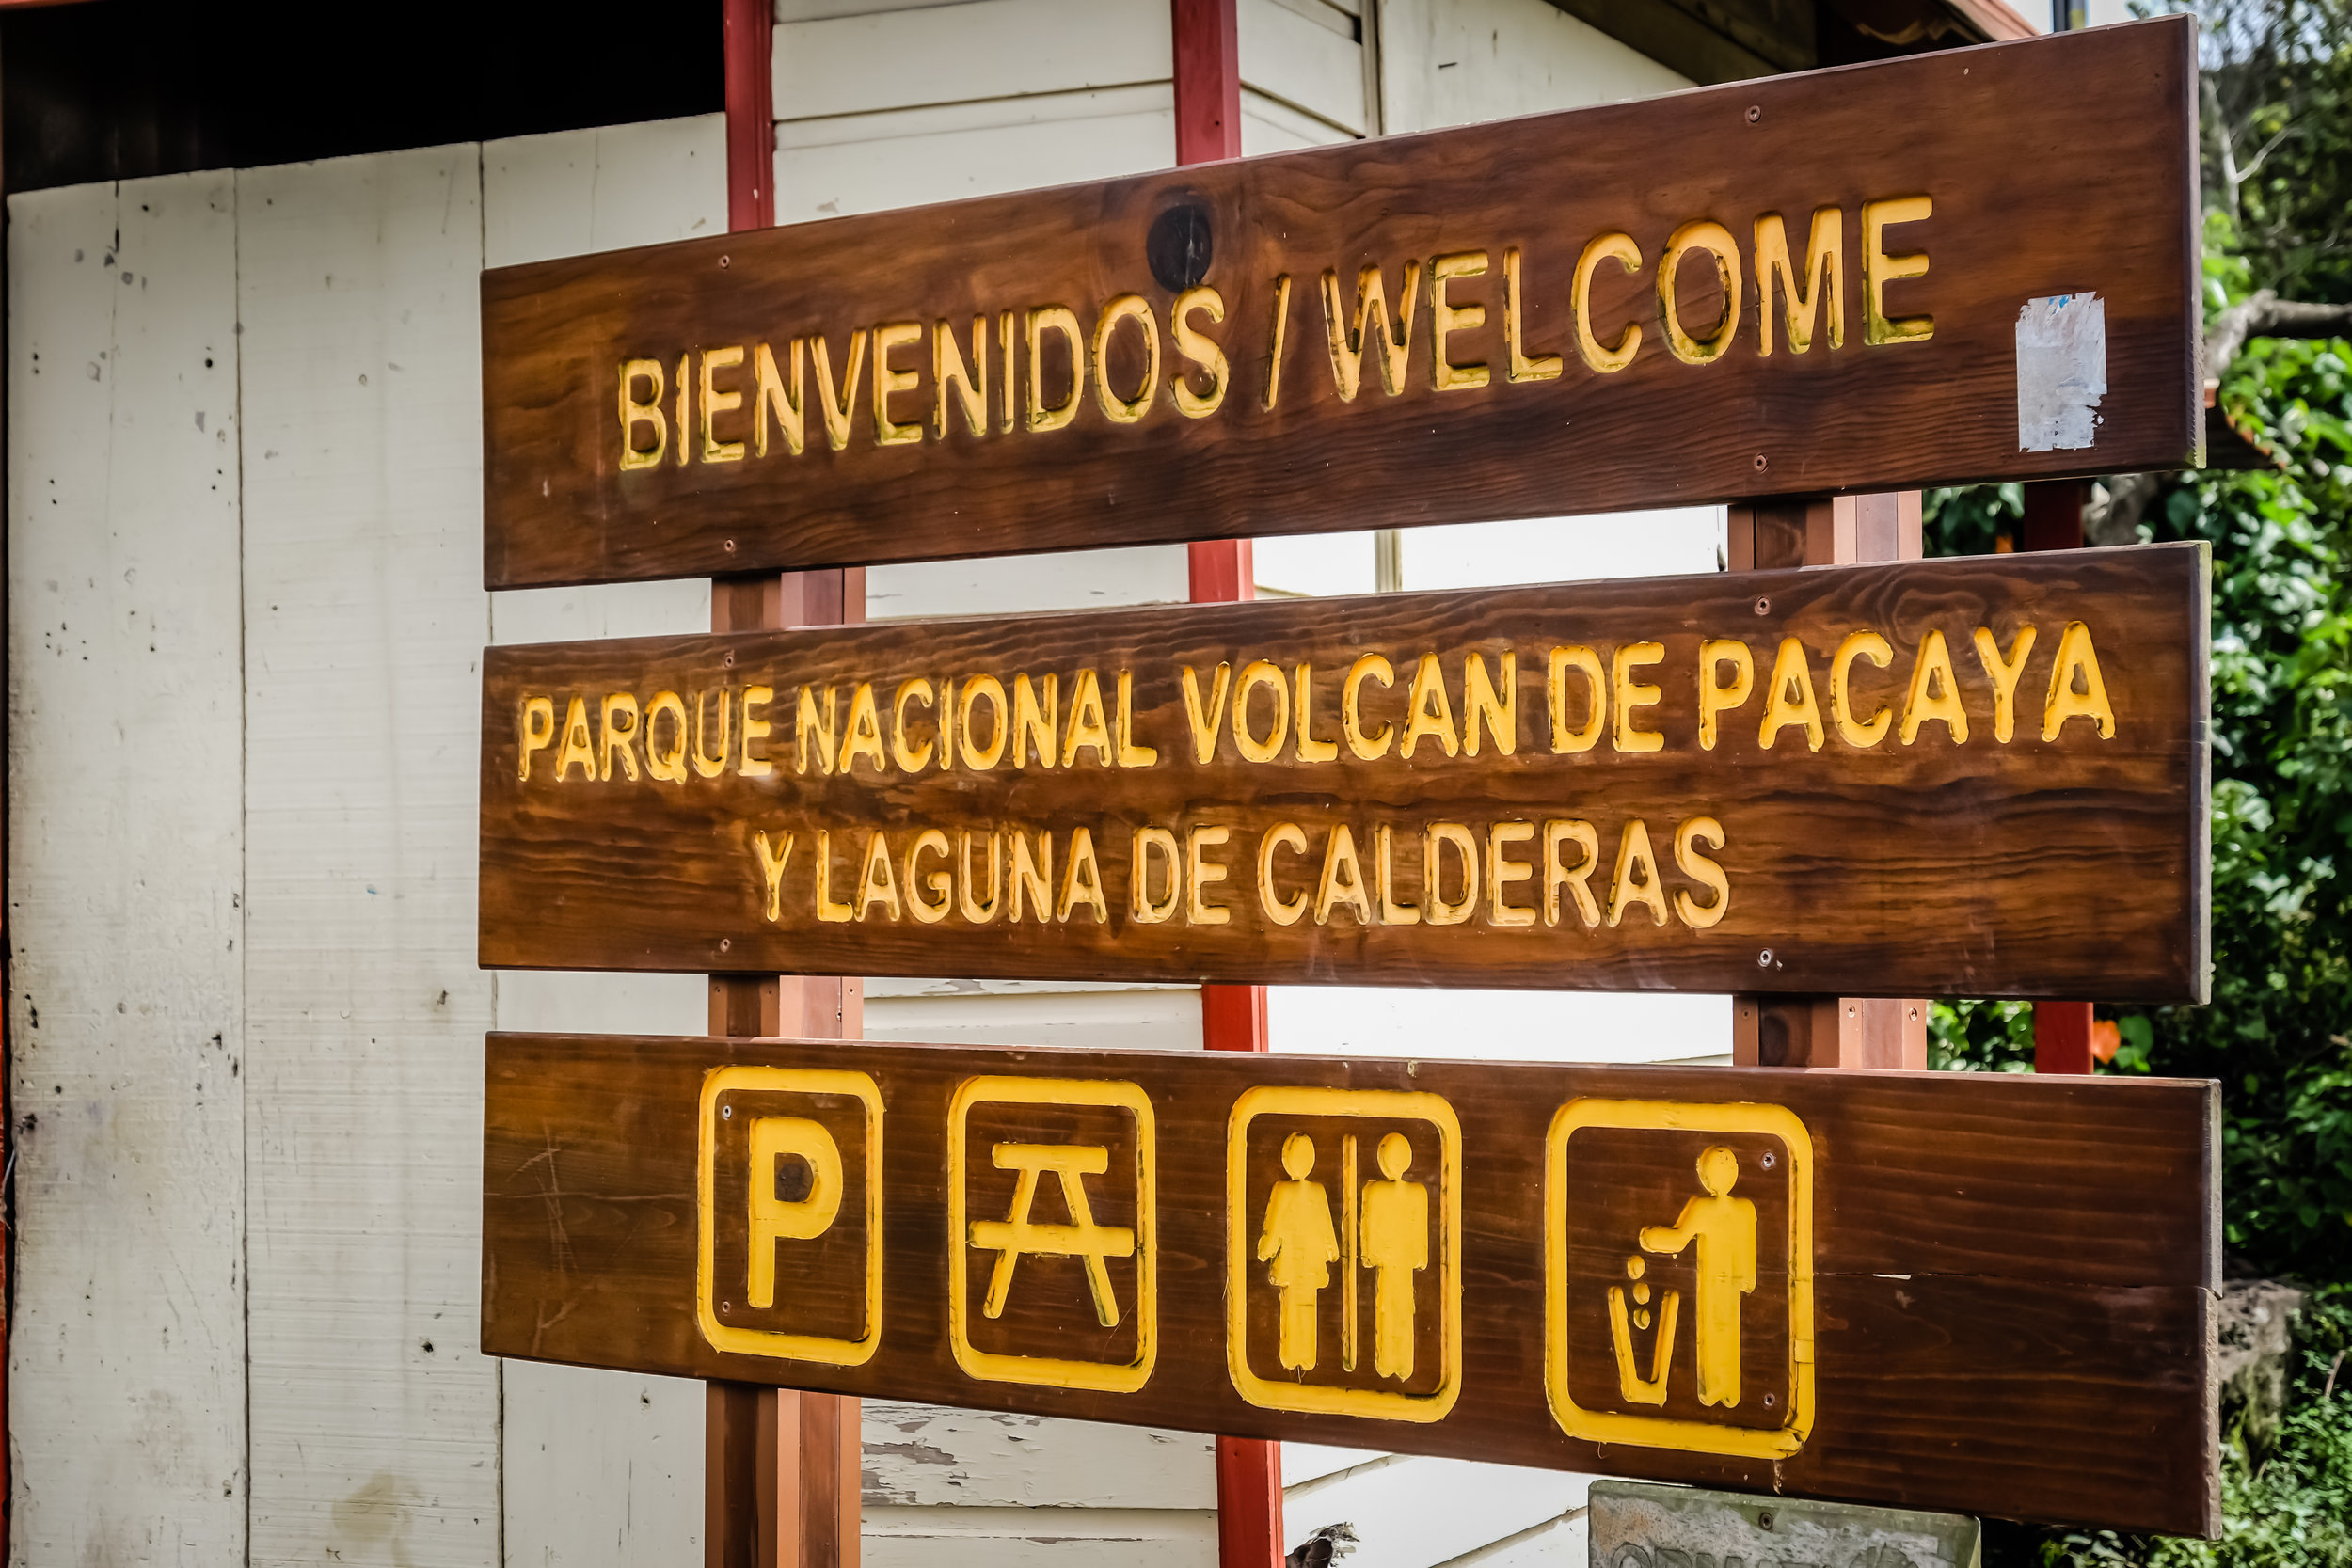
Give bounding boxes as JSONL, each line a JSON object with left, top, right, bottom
{"left": 481, "top": 20, "right": 2199, "bottom": 590}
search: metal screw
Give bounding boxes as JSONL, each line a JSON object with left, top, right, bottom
{"left": 1760, "top": 1151, "right": 1776, "bottom": 1169}
{"left": 1746, "top": 105, "right": 1762, "bottom": 123}
{"left": 722, "top": 1103, "right": 733, "bottom": 1119}
{"left": 1756, "top": 948, "right": 1773, "bottom": 968}
{"left": 719, "top": 255, "right": 732, "bottom": 269}
{"left": 720, "top": 1300, "right": 732, "bottom": 1314}
{"left": 1753, "top": 596, "right": 1771, "bottom": 616}
{"left": 1758, "top": 1511, "right": 1775, "bottom": 1530}
{"left": 724, "top": 539, "right": 739, "bottom": 552}
{"left": 1754, "top": 453, "right": 1769, "bottom": 470}
{"left": 719, "top": 938, "right": 732, "bottom": 952}
{"left": 1763, "top": 1393, "right": 1777, "bottom": 1409}
{"left": 723, "top": 651, "right": 736, "bottom": 667}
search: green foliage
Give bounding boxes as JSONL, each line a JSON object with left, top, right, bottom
{"left": 1926, "top": 325, "right": 2352, "bottom": 1281}
{"left": 2188, "top": 0, "right": 2352, "bottom": 304}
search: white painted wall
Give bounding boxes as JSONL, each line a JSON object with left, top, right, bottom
{"left": 8, "top": 169, "right": 247, "bottom": 1567}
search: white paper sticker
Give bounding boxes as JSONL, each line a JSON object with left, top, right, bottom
{"left": 2016, "top": 293, "right": 2108, "bottom": 452}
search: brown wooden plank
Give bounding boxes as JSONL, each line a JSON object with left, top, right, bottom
{"left": 478, "top": 1033, "right": 2219, "bottom": 1536}
{"left": 478, "top": 546, "right": 2209, "bottom": 1001}
{"left": 479, "top": 21, "right": 2199, "bottom": 591}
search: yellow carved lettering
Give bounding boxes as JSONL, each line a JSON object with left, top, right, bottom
{"left": 1375, "top": 823, "right": 1420, "bottom": 926}
{"left": 1464, "top": 652, "right": 1516, "bottom": 756}
{"left": 1315, "top": 824, "right": 1373, "bottom": 925}
{"left": 1659, "top": 221, "right": 1742, "bottom": 365}
{"left": 907, "top": 830, "right": 952, "bottom": 924}
{"left": 1831, "top": 631, "right": 1894, "bottom": 747}
{"left": 1259, "top": 823, "right": 1309, "bottom": 927}
{"left": 740, "top": 686, "right": 775, "bottom": 778}
{"left": 618, "top": 358, "right": 666, "bottom": 470}
{"left": 1026, "top": 306, "right": 1085, "bottom": 433}
{"left": 794, "top": 686, "right": 835, "bottom": 777}
{"left": 556, "top": 696, "right": 596, "bottom": 781}
{"left": 871, "top": 321, "right": 925, "bottom": 447}
{"left": 1233, "top": 659, "right": 1290, "bottom": 764}
{"left": 810, "top": 329, "right": 867, "bottom": 451}
{"left": 1186, "top": 826, "right": 1232, "bottom": 926}
{"left": 2042, "top": 621, "right": 2116, "bottom": 740}
{"left": 644, "top": 691, "right": 689, "bottom": 784}
{"left": 1424, "top": 823, "right": 1478, "bottom": 926}
{"left": 1864, "top": 196, "right": 1934, "bottom": 345}
{"left": 1549, "top": 645, "right": 1605, "bottom": 753}
{"left": 600, "top": 692, "right": 642, "bottom": 781}
{"left": 517, "top": 695, "right": 555, "bottom": 782}
{"left": 1757, "top": 638, "right": 1825, "bottom": 752}
{"left": 935, "top": 316, "right": 988, "bottom": 440}
{"left": 1544, "top": 819, "right": 1601, "bottom": 928}
{"left": 1182, "top": 662, "right": 1233, "bottom": 764}
{"left": 1612, "top": 643, "right": 1665, "bottom": 753}
{"left": 1062, "top": 669, "right": 1113, "bottom": 767}
{"left": 1573, "top": 232, "right": 1644, "bottom": 373}
{"left": 1321, "top": 261, "right": 1421, "bottom": 402}
{"left": 1091, "top": 294, "right": 1160, "bottom": 425}
{"left": 1504, "top": 246, "right": 1563, "bottom": 383}
{"left": 701, "top": 345, "right": 746, "bottom": 463}
{"left": 1343, "top": 655, "right": 1396, "bottom": 760}
{"left": 835, "top": 681, "right": 885, "bottom": 775}
{"left": 1673, "top": 816, "right": 1730, "bottom": 929}
{"left": 1698, "top": 639, "right": 1754, "bottom": 751}
{"left": 753, "top": 340, "right": 805, "bottom": 458}
{"left": 754, "top": 828, "right": 795, "bottom": 922}
{"left": 1900, "top": 629, "right": 1971, "bottom": 745}
{"left": 1755, "top": 207, "right": 1844, "bottom": 356}
{"left": 1012, "top": 673, "right": 1058, "bottom": 769}
{"left": 1402, "top": 653, "right": 1459, "bottom": 760}
{"left": 1115, "top": 671, "right": 1158, "bottom": 767}
{"left": 1972, "top": 625, "right": 2038, "bottom": 744}
{"left": 959, "top": 675, "right": 1008, "bottom": 770}
{"left": 1608, "top": 818, "right": 1669, "bottom": 927}
{"left": 892, "top": 678, "right": 936, "bottom": 772}
{"left": 1430, "top": 250, "right": 1490, "bottom": 392}
{"left": 1487, "top": 821, "right": 1536, "bottom": 927}
{"left": 1132, "top": 827, "right": 1181, "bottom": 924}
{"left": 1170, "top": 286, "right": 1229, "bottom": 419}
{"left": 815, "top": 830, "right": 854, "bottom": 923}
{"left": 857, "top": 831, "right": 902, "bottom": 922}
{"left": 1059, "top": 828, "right": 1108, "bottom": 923}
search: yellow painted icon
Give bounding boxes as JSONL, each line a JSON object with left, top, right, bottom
{"left": 1638, "top": 1145, "right": 1756, "bottom": 1407}
{"left": 1544, "top": 1099, "right": 1815, "bottom": 1459}
{"left": 1226, "top": 1085, "right": 1461, "bottom": 1422}
{"left": 696, "top": 1066, "right": 883, "bottom": 1366}
{"left": 947, "top": 1075, "right": 1156, "bottom": 1393}
{"left": 1361, "top": 1132, "right": 1430, "bottom": 1383}
{"left": 1259, "top": 1132, "right": 1343, "bottom": 1370}
{"left": 973, "top": 1142, "right": 1135, "bottom": 1327}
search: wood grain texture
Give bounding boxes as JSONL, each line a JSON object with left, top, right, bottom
{"left": 480, "top": 546, "right": 2208, "bottom": 1001}
{"left": 479, "top": 1034, "right": 2220, "bottom": 1536}
{"left": 481, "top": 21, "right": 2197, "bottom": 590}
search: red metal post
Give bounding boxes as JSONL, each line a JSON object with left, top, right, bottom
{"left": 1173, "top": 0, "right": 1242, "bottom": 166}
{"left": 2021, "top": 479, "right": 2096, "bottom": 1074}
{"left": 725, "top": 0, "right": 775, "bottom": 232}
{"left": 1174, "top": 2, "right": 1281, "bottom": 1562}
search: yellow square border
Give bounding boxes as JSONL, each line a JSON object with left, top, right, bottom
{"left": 1225, "top": 1085, "right": 1463, "bottom": 1423}
{"left": 697, "top": 1065, "right": 885, "bottom": 1366}
{"left": 947, "top": 1075, "right": 1158, "bottom": 1394}
{"left": 1543, "top": 1097, "right": 1815, "bottom": 1458}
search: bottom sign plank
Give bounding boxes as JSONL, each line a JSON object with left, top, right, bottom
{"left": 479, "top": 1035, "right": 2219, "bottom": 1536}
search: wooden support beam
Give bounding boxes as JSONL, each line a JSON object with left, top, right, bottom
{"left": 1726, "top": 495, "right": 1928, "bottom": 1071}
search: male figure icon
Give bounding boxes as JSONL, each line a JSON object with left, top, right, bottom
{"left": 1259, "top": 1132, "right": 1340, "bottom": 1370}
{"left": 1639, "top": 1145, "right": 1757, "bottom": 1407}
{"left": 1359, "top": 1132, "right": 1428, "bottom": 1381}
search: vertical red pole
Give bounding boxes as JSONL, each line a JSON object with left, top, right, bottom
{"left": 725, "top": 0, "right": 775, "bottom": 232}
{"left": 1174, "top": 5, "right": 1282, "bottom": 1565}
{"left": 2020, "top": 481, "right": 2096, "bottom": 1075}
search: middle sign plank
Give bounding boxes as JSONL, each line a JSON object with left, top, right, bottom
{"left": 480, "top": 546, "right": 2209, "bottom": 1001}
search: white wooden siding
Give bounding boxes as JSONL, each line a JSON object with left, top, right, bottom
{"left": 235, "top": 142, "right": 502, "bottom": 1566}
{"left": 7, "top": 169, "right": 248, "bottom": 1567}
{"left": 1375, "top": 0, "right": 1691, "bottom": 135}
{"left": 481, "top": 114, "right": 730, "bottom": 1568}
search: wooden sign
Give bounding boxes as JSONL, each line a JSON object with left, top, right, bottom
{"left": 480, "top": 20, "right": 2198, "bottom": 590}
{"left": 479, "top": 1035, "right": 2219, "bottom": 1536}
{"left": 1587, "top": 1481, "right": 1983, "bottom": 1568}
{"left": 479, "top": 546, "right": 2209, "bottom": 1001}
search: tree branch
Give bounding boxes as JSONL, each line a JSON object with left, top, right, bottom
{"left": 2207, "top": 289, "right": 2352, "bottom": 376}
